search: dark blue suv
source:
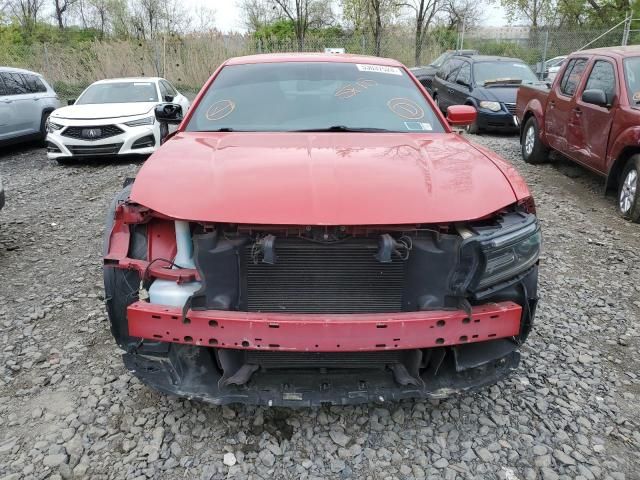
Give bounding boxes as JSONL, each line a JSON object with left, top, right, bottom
{"left": 431, "top": 55, "right": 541, "bottom": 133}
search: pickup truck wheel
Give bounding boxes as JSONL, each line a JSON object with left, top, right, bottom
{"left": 522, "top": 117, "right": 549, "bottom": 164}
{"left": 618, "top": 157, "right": 640, "bottom": 223}
{"left": 103, "top": 184, "right": 148, "bottom": 348}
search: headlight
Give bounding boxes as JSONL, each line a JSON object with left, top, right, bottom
{"left": 453, "top": 213, "right": 541, "bottom": 292}
{"left": 47, "top": 121, "right": 63, "bottom": 133}
{"left": 477, "top": 222, "right": 540, "bottom": 289}
{"left": 124, "top": 116, "right": 154, "bottom": 127}
{"left": 479, "top": 101, "right": 502, "bottom": 112}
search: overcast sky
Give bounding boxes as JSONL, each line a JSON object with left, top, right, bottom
{"left": 190, "top": 0, "right": 507, "bottom": 33}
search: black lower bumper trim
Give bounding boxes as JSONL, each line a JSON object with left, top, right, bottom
{"left": 123, "top": 345, "right": 520, "bottom": 407}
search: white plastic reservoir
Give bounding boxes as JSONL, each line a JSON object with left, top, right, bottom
{"left": 149, "top": 220, "right": 202, "bottom": 307}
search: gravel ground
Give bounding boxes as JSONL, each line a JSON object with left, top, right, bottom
{"left": 0, "top": 132, "right": 639, "bottom": 480}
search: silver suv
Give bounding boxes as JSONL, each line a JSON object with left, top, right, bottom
{"left": 0, "top": 67, "right": 60, "bottom": 145}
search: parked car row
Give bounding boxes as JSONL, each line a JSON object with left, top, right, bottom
{"left": 0, "top": 68, "right": 190, "bottom": 164}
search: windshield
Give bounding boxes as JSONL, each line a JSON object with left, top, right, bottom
{"left": 624, "top": 57, "right": 640, "bottom": 105}
{"left": 186, "top": 62, "right": 444, "bottom": 133}
{"left": 430, "top": 53, "right": 448, "bottom": 67}
{"left": 473, "top": 62, "right": 538, "bottom": 85}
{"left": 76, "top": 82, "right": 158, "bottom": 104}
{"left": 546, "top": 57, "right": 565, "bottom": 68}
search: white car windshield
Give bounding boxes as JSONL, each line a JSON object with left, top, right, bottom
{"left": 77, "top": 82, "right": 158, "bottom": 104}
{"left": 186, "top": 62, "right": 444, "bottom": 133}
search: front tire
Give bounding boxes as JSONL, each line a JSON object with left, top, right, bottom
{"left": 521, "top": 117, "right": 549, "bottom": 164}
{"left": 39, "top": 111, "right": 52, "bottom": 146}
{"left": 618, "top": 156, "right": 640, "bottom": 223}
{"left": 103, "top": 184, "right": 148, "bottom": 348}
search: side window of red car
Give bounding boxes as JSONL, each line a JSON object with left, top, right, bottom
{"left": 559, "top": 58, "right": 587, "bottom": 97}
{"left": 584, "top": 60, "right": 616, "bottom": 105}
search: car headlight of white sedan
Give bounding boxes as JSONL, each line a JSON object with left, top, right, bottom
{"left": 47, "top": 121, "right": 63, "bottom": 133}
{"left": 478, "top": 101, "right": 502, "bottom": 112}
{"left": 124, "top": 116, "right": 155, "bottom": 127}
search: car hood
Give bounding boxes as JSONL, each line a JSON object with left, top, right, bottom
{"left": 51, "top": 102, "right": 156, "bottom": 120}
{"left": 131, "top": 132, "right": 520, "bottom": 225}
{"left": 411, "top": 66, "right": 437, "bottom": 78}
{"left": 472, "top": 86, "right": 520, "bottom": 103}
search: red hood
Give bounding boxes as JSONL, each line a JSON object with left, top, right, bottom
{"left": 131, "top": 132, "right": 522, "bottom": 225}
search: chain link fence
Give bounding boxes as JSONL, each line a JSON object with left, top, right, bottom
{"left": 0, "top": 23, "right": 634, "bottom": 97}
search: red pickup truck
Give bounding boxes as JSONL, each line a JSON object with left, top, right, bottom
{"left": 516, "top": 46, "right": 640, "bottom": 222}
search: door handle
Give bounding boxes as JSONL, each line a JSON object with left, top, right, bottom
{"left": 1, "top": 99, "right": 11, "bottom": 103}
{"left": 573, "top": 108, "right": 582, "bottom": 115}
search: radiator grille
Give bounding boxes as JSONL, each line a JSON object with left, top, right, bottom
{"left": 68, "top": 142, "right": 123, "bottom": 156}
{"left": 504, "top": 103, "right": 517, "bottom": 115}
{"left": 243, "top": 239, "right": 404, "bottom": 313}
{"left": 62, "top": 125, "right": 124, "bottom": 140}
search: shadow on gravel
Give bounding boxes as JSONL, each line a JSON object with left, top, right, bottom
{"left": 56, "top": 155, "right": 149, "bottom": 169}
{"left": 0, "top": 140, "right": 44, "bottom": 159}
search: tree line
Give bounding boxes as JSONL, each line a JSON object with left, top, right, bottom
{"left": 2, "top": 0, "right": 637, "bottom": 67}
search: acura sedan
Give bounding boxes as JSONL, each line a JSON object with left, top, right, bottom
{"left": 46, "top": 77, "right": 190, "bottom": 164}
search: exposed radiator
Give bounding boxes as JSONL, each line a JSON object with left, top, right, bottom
{"left": 243, "top": 238, "right": 405, "bottom": 313}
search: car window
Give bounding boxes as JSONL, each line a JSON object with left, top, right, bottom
{"left": 158, "top": 81, "right": 169, "bottom": 99}
{"left": 624, "top": 56, "right": 640, "bottom": 106}
{"left": 445, "top": 59, "right": 463, "bottom": 82}
{"left": 76, "top": 81, "right": 159, "bottom": 104}
{"left": 0, "top": 72, "right": 29, "bottom": 95}
{"left": 584, "top": 60, "right": 616, "bottom": 105}
{"left": 161, "top": 80, "right": 178, "bottom": 96}
{"left": 23, "top": 74, "right": 47, "bottom": 93}
{"left": 186, "top": 62, "right": 445, "bottom": 133}
{"left": 456, "top": 63, "right": 471, "bottom": 86}
{"left": 430, "top": 53, "right": 449, "bottom": 68}
{"left": 559, "top": 58, "right": 587, "bottom": 96}
{"left": 0, "top": 74, "right": 6, "bottom": 96}
{"left": 436, "top": 59, "right": 452, "bottom": 79}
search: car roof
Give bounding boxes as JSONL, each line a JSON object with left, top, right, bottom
{"left": 0, "top": 66, "right": 43, "bottom": 76}
{"left": 92, "top": 77, "right": 162, "bottom": 84}
{"left": 453, "top": 55, "right": 525, "bottom": 63}
{"left": 225, "top": 52, "right": 404, "bottom": 67}
{"left": 575, "top": 45, "right": 640, "bottom": 58}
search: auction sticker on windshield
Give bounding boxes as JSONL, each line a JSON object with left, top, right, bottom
{"left": 356, "top": 64, "right": 402, "bottom": 75}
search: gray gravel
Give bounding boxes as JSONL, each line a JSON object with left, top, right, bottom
{"left": 1, "top": 132, "right": 639, "bottom": 479}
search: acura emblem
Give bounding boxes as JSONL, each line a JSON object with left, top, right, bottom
{"left": 82, "top": 128, "right": 101, "bottom": 139}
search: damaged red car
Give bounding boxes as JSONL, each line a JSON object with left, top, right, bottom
{"left": 103, "top": 53, "right": 540, "bottom": 406}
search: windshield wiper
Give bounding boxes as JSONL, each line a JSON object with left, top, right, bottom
{"left": 292, "top": 126, "right": 394, "bottom": 133}
{"left": 482, "top": 78, "right": 523, "bottom": 87}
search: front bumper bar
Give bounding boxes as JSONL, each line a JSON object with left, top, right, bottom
{"left": 127, "top": 300, "right": 522, "bottom": 352}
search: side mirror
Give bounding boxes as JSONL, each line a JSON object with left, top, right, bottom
{"left": 164, "top": 94, "right": 174, "bottom": 102}
{"left": 446, "top": 105, "right": 477, "bottom": 127}
{"left": 67, "top": 99, "right": 75, "bottom": 105}
{"left": 155, "top": 103, "right": 183, "bottom": 125}
{"left": 582, "top": 89, "right": 608, "bottom": 107}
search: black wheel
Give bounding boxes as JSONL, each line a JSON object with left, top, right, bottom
{"left": 466, "top": 114, "right": 480, "bottom": 135}
{"left": 618, "top": 156, "right": 640, "bottom": 223}
{"left": 103, "top": 184, "right": 148, "bottom": 348}
{"left": 39, "top": 110, "right": 52, "bottom": 145}
{"left": 521, "top": 117, "right": 549, "bottom": 164}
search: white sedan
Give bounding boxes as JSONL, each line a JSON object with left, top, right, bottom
{"left": 46, "top": 77, "right": 190, "bottom": 164}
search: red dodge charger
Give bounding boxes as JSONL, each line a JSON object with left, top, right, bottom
{"left": 103, "top": 53, "right": 540, "bottom": 406}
